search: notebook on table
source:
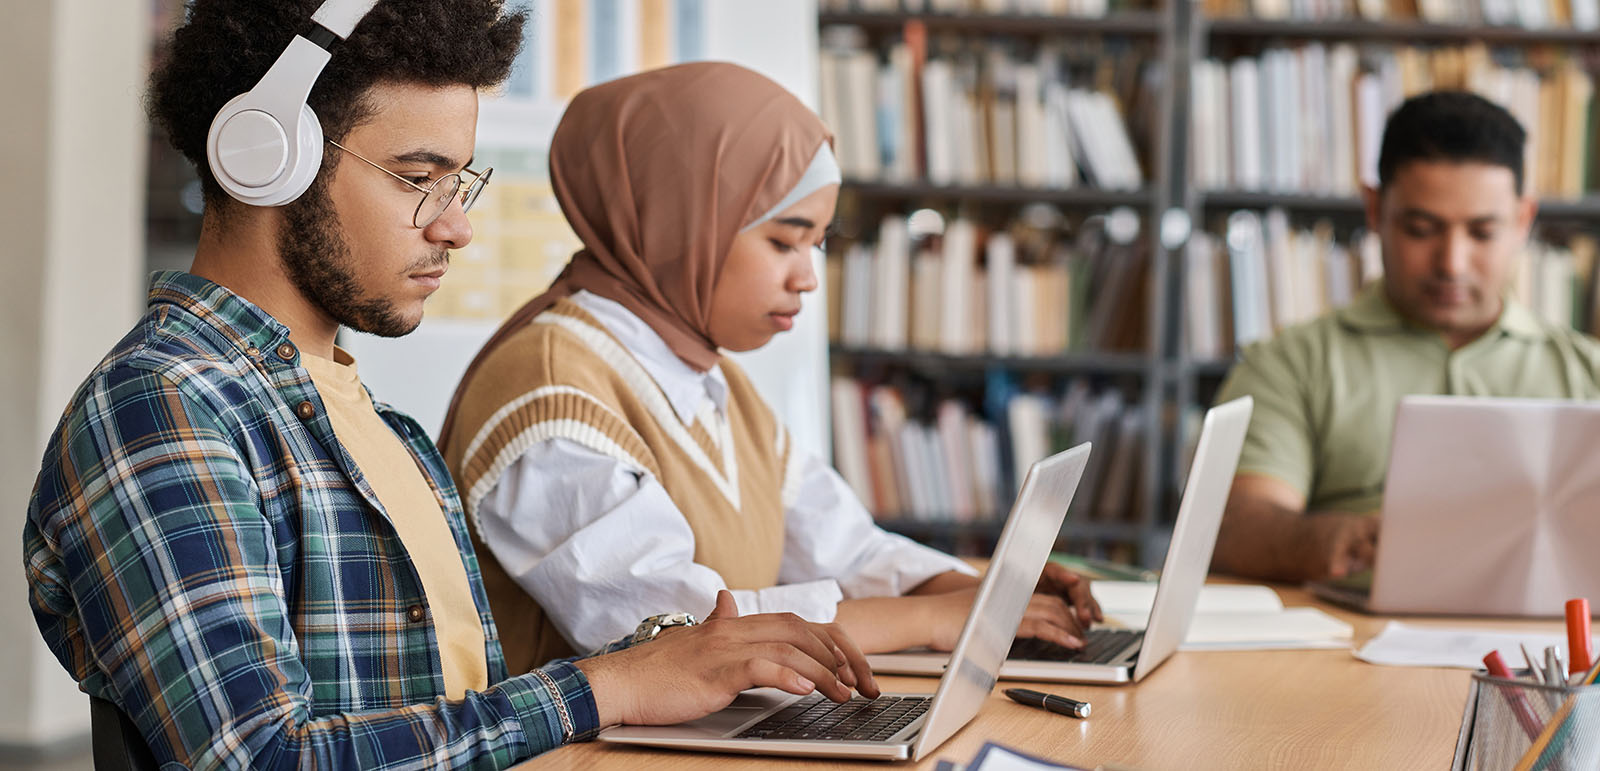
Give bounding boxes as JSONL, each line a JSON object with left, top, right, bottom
{"left": 597, "top": 443, "right": 1091, "bottom": 761}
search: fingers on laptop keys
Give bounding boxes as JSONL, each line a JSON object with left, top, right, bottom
{"left": 727, "top": 612, "right": 878, "bottom": 702}
{"left": 694, "top": 590, "right": 875, "bottom": 704}
{"left": 752, "top": 615, "right": 857, "bottom": 701}
{"left": 818, "top": 620, "right": 880, "bottom": 699}
{"left": 1346, "top": 517, "right": 1379, "bottom": 573}
{"left": 799, "top": 622, "right": 855, "bottom": 691}
{"left": 794, "top": 618, "right": 878, "bottom": 701}
{"left": 1310, "top": 512, "right": 1379, "bottom": 579}
{"left": 1019, "top": 593, "right": 1086, "bottom": 649}
{"left": 1040, "top": 563, "right": 1104, "bottom": 626}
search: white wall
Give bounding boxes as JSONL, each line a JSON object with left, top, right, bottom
{"left": 0, "top": 0, "right": 149, "bottom": 750}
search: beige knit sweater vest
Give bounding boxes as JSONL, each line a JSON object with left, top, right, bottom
{"left": 442, "top": 299, "right": 797, "bottom": 672}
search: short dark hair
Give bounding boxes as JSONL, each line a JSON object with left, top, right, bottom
{"left": 149, "top": 0, "right": 525, "bottom": 214}
{"left": 1377, "top": 90, "right": 1527, "bottom": 194}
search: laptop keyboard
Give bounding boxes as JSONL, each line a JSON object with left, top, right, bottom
{"left": 735, "top": 693, "right": 932, "bottom": 742}
{"left": 1009, "top": 628, "right": 1144, "bottom": 664}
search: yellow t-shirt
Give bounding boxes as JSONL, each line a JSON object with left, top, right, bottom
{"left": 303, "top": 348, "right": 488, "bottom": 698}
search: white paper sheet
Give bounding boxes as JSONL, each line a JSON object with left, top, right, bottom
{"left": 1092, "top": 581, "right": 1352, "bottom": 650}
{"left": 1355, "top": 621, "right": 1600, "bottom": 669}
{"left": 1178, "top": 608, "right": 1354, "bottom": 650}
{"left": 1090, "top": 580, "right": 1284, "bottom": 615}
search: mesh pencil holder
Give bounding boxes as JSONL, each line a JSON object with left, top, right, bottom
{"left": 1462, "top": 673, "right": 1600, "bottom": 771}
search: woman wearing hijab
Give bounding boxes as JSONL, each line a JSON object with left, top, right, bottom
{"left": 440, "top": 62, "right": 1101, "bottom": 674}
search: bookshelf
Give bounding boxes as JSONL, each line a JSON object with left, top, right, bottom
{"left": 818, "top": 1, "right": 1176, "bottom": 565}
{"left": 1173, "top": 0, "right": 1600, "bottom": 499}
{"left": 1204, "top": 18, "right": 1600, "bottom": 44}
{"left": 819, "top": 9, "right": 1167, "bottom": 36}
{"left": 822, "top": 0, "right": 1600, "bottom": 565}
{"left": 832, "top": 346, "right": 1155, "bottom": 377}
{"left": 1200, "top": 191, "right": 1600, "bottom": 221}
{"left": 843, "top": 179, "right": 1156, "bottom": 208}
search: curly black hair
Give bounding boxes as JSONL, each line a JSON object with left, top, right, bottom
{"left": 149, "top": 0, "right": 525, "bottom": 214}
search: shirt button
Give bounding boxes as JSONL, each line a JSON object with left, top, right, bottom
{"left": 276, "top": 343, "right": 297, "bottom": 361}
{"left": 295, "top": 400, "right": 316, "bottom": 420}
{"left": 245, "top": 346, "right": 260, "bottom": 358}
{"left": 407, "top": 605, "right": 426, "bottom": 623}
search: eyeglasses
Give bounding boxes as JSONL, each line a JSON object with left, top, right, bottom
{"left": 326, "top": 139, "right": 493, "bottom": 228}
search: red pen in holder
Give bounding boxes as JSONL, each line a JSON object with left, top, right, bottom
{"left": 1485, "top": 650, "right": 1546, "bottom": 741}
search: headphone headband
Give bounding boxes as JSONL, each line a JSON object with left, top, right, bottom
{"left": 205, "top": 0, "right": 380, "bottom": 208}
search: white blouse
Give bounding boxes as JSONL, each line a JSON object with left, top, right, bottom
{"left": 474, "top": 290, "right": 975, "bottom": 652}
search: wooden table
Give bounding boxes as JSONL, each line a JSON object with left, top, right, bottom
{"left": 515, "top": 586, "right": 1563, "bottom": 770}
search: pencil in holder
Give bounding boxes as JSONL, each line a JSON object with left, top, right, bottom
{"left": 1461, "top": 673, "right": 1600, "bottom": 771}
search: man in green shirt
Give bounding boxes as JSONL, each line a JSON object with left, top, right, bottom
{"left": 1211, "top": 91, "right": 1600, "bottom": 583}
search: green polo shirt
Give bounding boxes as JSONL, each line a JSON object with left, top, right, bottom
{"left": 1215, "top": 280, "right": 1600, "bottom": 514}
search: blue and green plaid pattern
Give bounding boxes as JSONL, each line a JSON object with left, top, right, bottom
{"left": 25, "top": 271, "right": 608, "bottom": 768}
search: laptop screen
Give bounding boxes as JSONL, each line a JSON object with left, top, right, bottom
{"left": 912, "top": 444, "right": 1089, "bottom": 759}
{"left": 1133, "top": 396, "right": 1252, "bottom": 681}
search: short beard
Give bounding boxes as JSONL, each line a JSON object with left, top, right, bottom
{"left": 277, "top": 176, "right": 432, "bottom": 338}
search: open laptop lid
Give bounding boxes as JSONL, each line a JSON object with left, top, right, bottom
{"left": 1131, "top": 396, "right": 1252, "bottom": 681}
{"left": 1371, "top": 396, "right": 1600, "bottom": 616}
{"left": 910, "top": 443, "right": 1090, "bottom": 760}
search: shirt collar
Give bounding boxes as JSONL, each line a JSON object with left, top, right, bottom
{"left": 147, "top": 270, "right": 295, "bottom": 356}
{"left": 571, "top": 290, "right": 728, "bottom": 424}
{"left": 1336, "top": 279, "right": 1548, "bottom": 341}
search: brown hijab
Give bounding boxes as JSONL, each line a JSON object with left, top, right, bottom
{"left": 440, "top": 61, "right": 832, "bottom": 441}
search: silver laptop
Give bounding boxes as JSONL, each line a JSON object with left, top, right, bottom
{"left": 597, "top": 444, "right": 1090, "bottom": 761}
{"left": 1309, "top": 396, "right": 1600, "bottom": 616}
{"left": 868, "top": 396, "right": 1252, "bottom": 685}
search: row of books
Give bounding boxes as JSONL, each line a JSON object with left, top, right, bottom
{"left": 1520, "top": 236, "right": 1600, "bottom": 335}
{"left": 830, "top": 376, "right": 1146, "bottom": 524}
{"left": 826, "top": 211, "right": 1149, "bottom": 355}
{"left": 500, "top": 0, "right": 704, "bottom": 104}
{"left": 821, "top": 0, "right": 1153, "bottom": 14}
{"left": 1185, "top": 209, "right": 1382, "bottom": 357}
{"left": 1203, "top": 0, "right": 1600, "bottom": 27}
{"left": 818, "top": 34, "right": 1150, "bottom": 189}
{"left": 1184, "top": 209, "right": 1600, "bottom": 358}
{"left": 1191, "top": 43, "right": 1600, "bottom": 200}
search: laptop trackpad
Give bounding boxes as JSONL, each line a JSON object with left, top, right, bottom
{"left": 688, "top": 688, "right": 794, "bottom": 735}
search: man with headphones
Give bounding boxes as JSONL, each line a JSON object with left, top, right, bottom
{"left": 23, "top": 2, "right": 877, "bottom": 767}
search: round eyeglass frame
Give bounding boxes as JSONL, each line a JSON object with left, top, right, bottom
{"left": 326, "top": 139, "right": 493, "bottom": 228}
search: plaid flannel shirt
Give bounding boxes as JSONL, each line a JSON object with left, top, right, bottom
{"left": 25, "top": 272, "right": 626, "bottom": 769}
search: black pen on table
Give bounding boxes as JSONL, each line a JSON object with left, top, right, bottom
{"left": 1004, "top": 687, "right": 1091, "bottom": 719}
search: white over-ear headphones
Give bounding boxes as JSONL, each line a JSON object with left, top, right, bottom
{"left": 205, "top": 0, "right": 380, "bottom": 207}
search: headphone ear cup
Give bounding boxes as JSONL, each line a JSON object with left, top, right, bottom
{"left": 273, "top": 103, "right": 325, "bottom": 206}
{"left": 206, "top": 97, "right": 324, "bottom": 208}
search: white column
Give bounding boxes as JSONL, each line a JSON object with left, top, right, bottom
{"left": 0, "top": 0, "right": 148, "bottom": 749}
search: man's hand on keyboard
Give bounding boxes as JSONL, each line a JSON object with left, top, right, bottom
{"left": 576, "top": 590, "right": 880, "bottom": 727}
